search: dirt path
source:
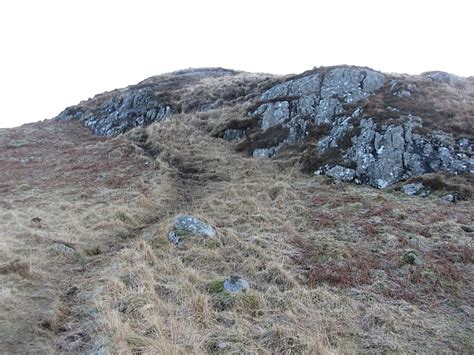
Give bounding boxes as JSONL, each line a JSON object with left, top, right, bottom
{"left": 0, "top": 119, "right": 218, "bottom": 353}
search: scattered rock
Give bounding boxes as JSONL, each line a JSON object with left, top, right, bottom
{"left": 325, "top": 165, "right": 356, "bottom": 183}
{"left": 461, "top": 225, "right": 473, "bottom": 233}
{"left": 402, "top": 250, "right": 421, "bottom": 265}
{"left": 441, "top": 193, "right": 458, "bottom": 203}
{"left": 252, "top": 146, "right": 281, "bottom": 159}
{"left": 173, "top": 215, "right": 217, "bottom": 238}
{"left": 167, "top": 231, "right": 182, "bottom": 245}
{"left": 217, "top": 342, "right": 229, "bottom": 350}
{"left": 56, "top": 87, "right": 172, "bottom": 136}
{"left": 31, "top": 217, "right": 42, "bottom": 228}
{"left": 401, "top": 182, "right": 430, "bottom": 196}
{"left": 223, "top": 275, "right": 250, "bottom": 293}
{"left": 223, "top": 128, "right": 246, "bottom": 141}
{"left": 56, "top": 243, "right": 76, "bottom": 255}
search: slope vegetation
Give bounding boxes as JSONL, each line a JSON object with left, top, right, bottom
{"left": 1, "top": 111, "right": 472, "bottom": 353}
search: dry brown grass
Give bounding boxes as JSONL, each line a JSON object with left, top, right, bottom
{"left": 1, "top": 113, "right": 473, "bottom": 353}
{"left": 354, "top": 73, "right": 474, "bottom": 138}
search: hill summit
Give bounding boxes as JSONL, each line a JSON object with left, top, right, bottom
{"left": 57, "top": 66, "right": 473, "bottom": 190}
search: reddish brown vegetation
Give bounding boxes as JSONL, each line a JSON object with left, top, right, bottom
{"left": 292, "top": 189, "right": 473, "bottom": 305}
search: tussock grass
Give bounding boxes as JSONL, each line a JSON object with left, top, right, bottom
{"left": 1, "top": 115, "right": 472, "bottom": 353}
{"left": 96, "top": 115, "right": 473, "bottom": 353}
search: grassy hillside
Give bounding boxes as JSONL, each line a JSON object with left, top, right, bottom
{"left": 1, "top": 112, "right": 472, "bottom": 353}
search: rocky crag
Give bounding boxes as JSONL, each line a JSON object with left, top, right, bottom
{"left": 57, "top": 66, "right": 473, "bottom": 190}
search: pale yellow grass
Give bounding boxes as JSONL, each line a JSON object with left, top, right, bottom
{"left": 1, "top": 116, "right": 472, "bottom": 353}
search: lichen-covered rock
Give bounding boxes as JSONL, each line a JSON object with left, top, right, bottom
{"left": 343, "top": 117, "right": 473, "bottom": 188}
{"left": 173, "top": 215, "right": 217, "bottom": 238}
{"left": 223, "top": 275, "right": 249, "bottom": 293}
{"left": 167, "top": 231, "right": 182, "bottom": 245}
{"left": 402, "top": 250, "right": 422, "bottom": 265}
{"left": 56, "top": 243, "right": 76, "bottom": 255}
{"left": 56, "top": 87, "right": 172, "bottom": 136}
{"left": 401, "top": 183, "right": 425, "bottom": 196}
{"left": 250, "top": 67, "right": 385, "bottom": 144}
{"left": 252, "top": 145, "right": 283, "bottom": 159}
{"left": 441, "top": 193, "right": 458, "bottom": 203}
{"left": 240, "top": 66, "right": 472, "bottom": 189}
{"left": 325, "top": 165, "right": 356, "bottom": 183}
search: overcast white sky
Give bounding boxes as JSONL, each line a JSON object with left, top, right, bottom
{"left": 0, "top": 0, "right": 472, "bottom": 128}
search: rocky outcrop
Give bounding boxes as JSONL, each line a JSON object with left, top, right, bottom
{"left": 227, "top": 66, "right": 472, "bottom": 189}
{"left": 55, "top": 65, "right": 472, "bottom": 190}
{"left": 322, "top": 116, "right": 472, "bottom": 188}
{"left": 56, "top": 87, "right": 172, "bottom": 136}
{"left": 55, "top": 67, "right": 272, "bottom": 136}
{"left": 247, "top": 67, "right": 385, "bottom": 145}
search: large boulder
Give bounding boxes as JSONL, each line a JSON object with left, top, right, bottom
{"left": 173, "top": 215, "right": 217, "bottom": 238}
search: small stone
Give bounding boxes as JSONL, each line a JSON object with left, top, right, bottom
{"left": 402, "top": 250, "right": 421, "bottom": 265}
{"left": 217, "top": 317, "right": 235, "bottom": 328}
{"left": 223, "top": 129, "right": 246, "bottom": 141}
{"left": 441, "top": 194, "right": 457, "bottom": 203}
{"left": 31, "top": 217, "right": 42, "bottom": 228}
{"left": 56, "top": 243, "right": 76, "bottom": 255}
{"left": 401, "top": 182, "right": 424, "bottom": 196}
{"left": 167, "top": 231, "right": 181, "bottom": 245}
{"left": 217, "top": 342, "right": 228, "bottom": 350}
{"left": 461, "top": 225, "right": 473, "bottom": 233}
{"left": 223, "top": 275, "right": 249, "bottom": 293}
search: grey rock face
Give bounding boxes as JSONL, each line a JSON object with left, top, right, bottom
{"left": 240, "top": 66, "right": 473, "bottom": 189}
{"left": 343, "top": 117, "right": 473, "bottom": 188}
{"left": 325, "top": 165, "right": 356, "bottom": 183}
{"left": 173, "top": 215, "right": 217, "bottom": 238}
{"left": 250, "top": 67, "right": 384, "bottom": 146}
{"left": 56, "top": 87, "right": 172, "bottom": 136}
{"left": 223, "top": 275, "right": 250, "bottom": 293}
{"left": 247, "top": 66, "right": 473, "bottom": 188}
